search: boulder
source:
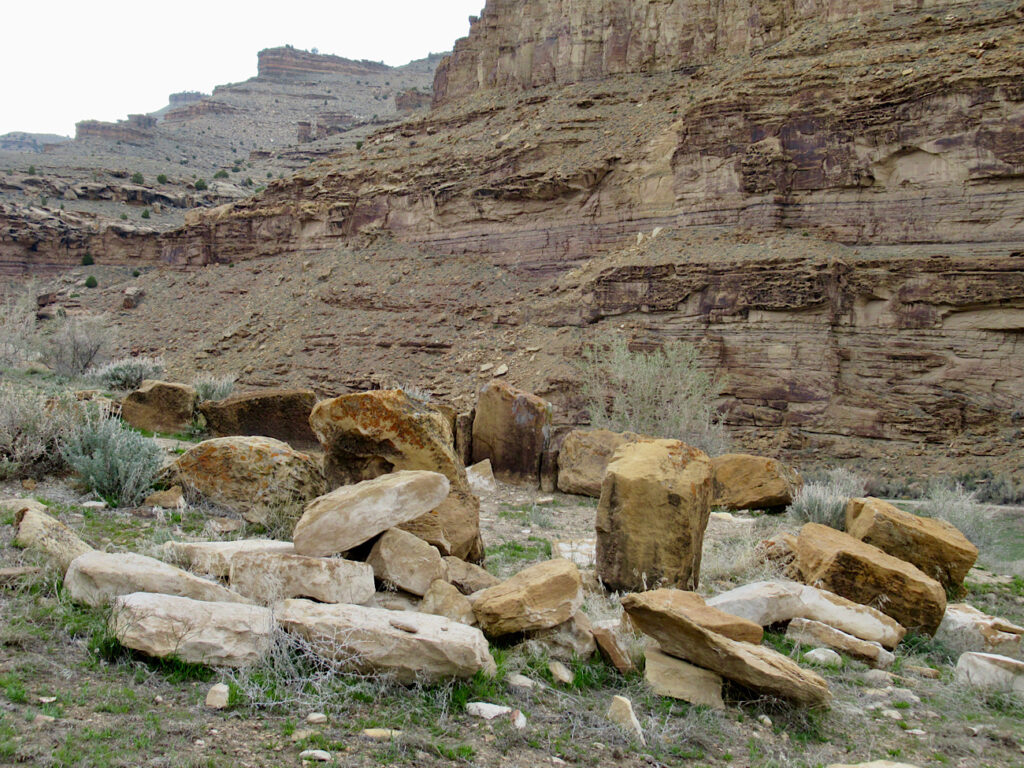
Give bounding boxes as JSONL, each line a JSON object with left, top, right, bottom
{"left": 785, "top": 618, "right": 894, "bottom": 669}
{"left": 710, "top": 453, "right": 802, "bottom": 510}
{"left": 706, "top": 581, "right": 906, "bottom": 649}
{"left": 200, "top": 388, "right": 319, "bottom": 448}
{"left": 954, "top": 652, "right": 1024, "bottom": 694}
{"left": 593, "top": 626, "right": 634, "bottom": 674}
{"left": 120, "top": 379, "right": 198, "bottom": 435}
{"left": 11, "top": 501, "right": 93, "bottom": 573}
{"left": 466, "top": 459, "right": 496, "bottom": 494}
{"left": 473, "top": 559, "right": 583, "bottom": 636}
{"left": 309, "top": 390, "right": 482, "bottom": 561}
{"left": 366, "top": 528, "right": 446, "bottom": 597}
{"left": 144, "top": 486, "right": 185, "bottom": 509}
{"left": 111, "top": 592, "right": 274, "bottom": 667}
{"left": 793, "top": 523, "right": 946, "bottom": 635}
{"left": 644, "top": 644, "right": 724, "bottom": 709}
{"left": 293, "top": 471, "right": 449, "bottom": 557}
{"left": 557, "top": 428, "right": 638, "bottom": 497}
{"left": 419, "top": 579, "right": 476, "bottom": 625}
{"left": 229, "top": 551, "right": 375, "bottom": 605}
{"left": 596, "top": 439, "right": 712, "bottom": 592}
{"left": 161, "top": 539, "right": 295, "bottom": 578}
{"left": 65, "top": 551, "right": 247, "bottom": 607}
{"left": 169, "top": 436, "right": 325, "bottom": 529}
{"left": 471, "top": 380, "right": 552, "bottom": 487}
{"left": 606, "top": 695, "right": 644, "bottom": 744}
{"left": 628, "top": 590, "right": 763, "bottom": 644}
{"left": 845, "top": 497, "right": 978, "bottom": 593}
{"left": 803, "top": 648, "right": 842, "bottom": 667}
{"left": 443, "top": 556, "right": 501, "bottom": 595}
{"left": 526, "top": 612, "right": 596, "bottom": 660}
{"left": 622, "top": 591, "right": 831, "bottom": 707}
{"left": 936, "top": 604, "right": 1024, "bottom": 657}
{"left": 276, "top": 599, "right": 496, "bottom": 683}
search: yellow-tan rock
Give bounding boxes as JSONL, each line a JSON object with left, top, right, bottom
{"left": 120, "top": 379, "right": 198, "bottom": 435}
{"left": 845, "top": 497, "right": 978, "bottom": 593}
{"left": 711, "top": 453, "right": 802, "bottom": 510}
{"left": 229, "top": 551, "right": 375, "bottom": 605}
{"left": 626, "top": 589, "right": 763, "bottom": 644}
{"left": 160, "top": 538, "right": 295, "bottom": 578}
{"left": 793, "top": 523, "right": 946, "bottom": 634}
{"left": 366, "top": 528, "right": 446, "bottom": 597}
{"left": 443, "top": 556, "right": 501, "bottom": 594}
{"left": 644, "top": 644, "right": 724, "bottom": 709}
{"left": 10, "top": 501, "right": 93, "bottom": 574}
{"left": 557, "top": 428, "right": 640, "bottom": 497}
{"left": 473, "top": 559, "right": 583, "bottom": 636}
{"left": 419, "top": 579, "right": 476, "bottom": 625}
{"left": 596, "top": 439, "right": 712, "bottom": 592}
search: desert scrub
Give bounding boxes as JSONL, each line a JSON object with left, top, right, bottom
{"left": 577, "top": 333, "right": 729, "bottom": 455}
{"left": 0, "top": 287, "right": 38, "bottom": 366}
{"left": 89, "top": 356, "right": 164, "bottom": 391}
{"left": 192, "top": 373, "right": 236, "bottom": 401}
{"left": 60, "top": 412, "right": 162, "bottom": 506}
{"left": 0, "top": 384, "right": 77, "bottom": 479}
{"left": 787, "top": 467, "right": 866, "bottom": 530}
{"left": 43, "top": 314, "right": 113, "bottom": 376}
{"left": 917, "top": 480, "right": 988, "bottom": 548}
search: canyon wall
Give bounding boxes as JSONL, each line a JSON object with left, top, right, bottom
{"left": 257, "top": 47, "right": 391, "bottom": 81}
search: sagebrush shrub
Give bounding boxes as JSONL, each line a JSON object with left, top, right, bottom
{"left": 918, "top": 480, "right": 987, "bottom": 547}
{"left": 90, "top": 356, "right": 165, "bottom": 391}
{"left": 193, "top": 373, "right": 236, "bottom": 402}
{"left": 787, "top": 467, "right": 867, "bottom": 530}
{"left": 60, "top": 414, "right": 162, "bottom": 506}
{"left": 0, "top": 384, "right": 77, "bottom": 479}
{"left": 0, "top": 289, "right": 38, "bottom": 366}
{"left": 44, "top": 314, "right": 112, "bottom": 376}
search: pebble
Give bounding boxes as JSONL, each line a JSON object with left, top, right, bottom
{"left": 757, "top": 714, "right": 773, "bottom": 728}
{"left": 863, "top": 669, "right": 892, "bottom": 686}
{"left": 466, "top": 702, "right": 512, "bottom": 720}
{"left": 305, "top": 712, "right": 327, "bottom": 724}
{"left": 880, "top": 708, "right": 903, "bottom": 720}
{"left": 906, "top": 728, "right": 927, "bottom": 735}
{"left": 549, "top": 660, "right": 573, "bottom": 685}
{"left": 362, "top": 728, "right": 402, "bottom": 741}
{"left": 508, "top": 673, "right": 537, "bottom": 693}
{"left": 205, "top": 683, "right": 230, "bottom": 710}
{"left": 32, "top": 714, "right": 55, "bottom": 725}
{"left": 492, "top": 364, "right": 509, "bottom": 377}
{"left": 803, "top": 648, "right": 842, "bottom": 667}
{"left": 299, "top": 749, "right": 332, "bottom": 762}
{"left": 511, "top": 709, "right": 527, "bottom": 730}
{"left": 290, "top": 729, "right": 317, "bottom": 743}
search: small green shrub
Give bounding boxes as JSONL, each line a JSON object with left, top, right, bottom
{"left": 213, "top": 170, "right": 229, "bottom": 179}
{"left": 355, "top": 141, "right": 363, "bottom": 150}
{"left": 131, "top": 172, "right": 144, "bottom": 184}
{"left": 81, "top": 253, "right": 94, "bottom": 266}
{"left": 61, "top": 414, "right": 162, "bottom": 506}
{"left": 89, "top": 356, "right": 164, "bottom": 391}
{"left": 156, "top": 174, "right": 168, "bottom": 184}
{"left": 141, "top": 209, "right": 150, "bottom": 219}
{"left": 119, "top": 213, "right": 128, "bottom": 220}
{"left": 787, "top": 467, "right": 866, "bottom": 530}
{"left": 84, "top": 275, "right": 98, "bottom": 289}
{"left": 27, "top": 165, "right": 36, "bottom": 175}
{"left": 131, "top": 269, "right": 140, "bottom": 277}
{"left": 192, "top": 373, "right": 236, "bottom": 401}
{"left": 194, "top": 178, "right": 208, "bottom": 191}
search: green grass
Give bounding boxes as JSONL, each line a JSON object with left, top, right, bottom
{"left": 484, "top": 538, "right": 553, "bottom": 576}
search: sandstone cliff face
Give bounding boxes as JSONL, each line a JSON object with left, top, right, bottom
{"left": 257, "top": 47, "right": 392, "bottom": 81}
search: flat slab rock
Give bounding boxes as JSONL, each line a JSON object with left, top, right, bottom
{"left": 786, "top": 618, "right": 895, "bottom": 669}
{"left": 276, "top": 598, "right": 496, "bottom": 683}
{"left": 11, "top": 502, "right": 93, "bottom": 574}
{"left": 644, "top": 644, "right": 724, "bottom": 709}
{"left": 936, "top": 603, "right": 1024, "bottom": 657}
{"left": 954, "top": 652, "right": 1024, "bottom": 694}
{"left": 229, "top": 551, "right": 375, "bottom": 605}
{"left": 161, "top": 539, "right": 295, "bottom": 578}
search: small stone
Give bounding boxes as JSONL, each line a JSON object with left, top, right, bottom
{"left": 905, "top": 665, "right": 940, "bottom": 679}
{"left": 480, "top": 363, "right": 494, "bottom": 372}
{"left": 81, "top": 501, "right": 107, "bottom": 510}
{"left": 803, "top": 648, "right": 842, "bottom": 667}
{"left": 890, "top": 688, "right": 920, "bottom": 705}
{"left": 508, "top": 673, "right": 537, "bottom": 693}
{"left": 290, "top": 730, "right": 317, "bottom": 743}
{"left": 194, "top": 739, "right": 206, "bottom": 747}
{"left": 305, "top": 712, "right": 327, "bottom": 724}
{"left": 863, "top": 669, "right": 892, "bottom": 686}
{"left": 549, "top": 660, "right": 573, "bottom": 685}
{"left": 535, "top": 496, "right": 554, "bottom": 505}
{"left": 758, "top": 714, "right": 772, "bottom": 728}
{"left": 606, "top": 695, "right": 644, "bottom": 744}
{"left": 466, "top": 702, "right": 513, "bottom": 719}
{"left": 33, "top": 714, "right": 55, "bottom": 725}
{"left": 880, "top": 708, "right": 903, "bottom": 720}
{"left": 21, "top": 478, "right": 37, "bottom": 491}
{"left": 511, "top": 709, "right": 527, "bottom": 729}
{"left": 154, "top": 695, "right": 164, "bottom": 704}
{"left": 299, "top": 749, "right": 331, "bottom": 762}
{"left": 906, "top": 729, "right": 926, "bottom": 736}
{"left": 362, "top": 728, "right": 402, "bottom": 741}
{"left": 38, "top": 696, "right": 57, "bottom": 704}
{"left": 205, "top": 683, "right": 230, "bottom": 709}
{"left": 492, "top": 364, "right": 508, "bottom": 377}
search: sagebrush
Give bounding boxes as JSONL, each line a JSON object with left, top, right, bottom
{"left": 0, "top": 288, "right": 38, "bottom": 366}
{"left": 60, "top": 413, "right": 163, "bottom": 506}
{"left": 787, "top": 467, "right": 867, "bottom": 530}
{"left": 193, "top": 373, "right": 236, "bottom": 401}
{"left": 918, "top": 480, "right": 988, "bottom": 548}
{"left": 90, "top": 356, "right": 165, "bottom": 391}
{"left": 0, "top": 384, "right": 77, "bottom": 479}
{"left": 44, "top": 314, "right": 113, "bottom": 376}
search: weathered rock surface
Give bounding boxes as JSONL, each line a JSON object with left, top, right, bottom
{"left": 786, "top": 618, "right": 894, "bottom": 669}
{"left": 419, "top": 579, "right": 476, "bottom": 625}
{"left": 66, "top": 551, "right": 247, "bottom": 607}
{"left": 120, "top": 380, "right": 198, "bottom": 435}
{"left": 229, "top": 551, "right": 375, "bottom": 605}
{"left": 465, "top": 459, "right": 496, "bottom": 494}
{"left": 443, "top": 556, "right": 501, "bottom": 595}
{"left": 596, "top": 439, "right": 712, "bottom": 592}
{"left": 623, "top": 591, "right": 831, "bottom": 707}
{"left": 526, "top": 612, "right": 596, "bottom": 660}
{"left": 793, "top": 523, "right": 946, "bottom": 635}
{"left": 556, "top": 429, "right": 638, "bottom": 498}
{"left": 11, "top": 501, "right": 93, "bottom": 573}
{"left": 111, "top": 592, "right": 274, "bottom": 667}
{"left": 366, "top": 528, "right": 446, "bottom": 597}
{"left": 276, "top": 598, "right": 496, "bottom": 682}
{"left": 936, "top": 604, "right": 1024, "bottom": 658}
{"left": 473, "top": 559, "right": 583, "bottom": 636}
{"left": 169, "top": 436, "right": 325, "bottom": 528}
{"left": 644, "top": 644, "right": 724, "bottom": 709}
{"left": 706, "top": 580, "right": 906, "bottom": 649}
{"left": 593, "top": 626, "right": 634, "bottom": 675}
{"left": 606, "top": 695, "right": 644, "bottom": 744}
{"left": 293, "top": 470, "right": 449, "bottom": 557}
{"left": 630, "top": 589, "right": 763, "bottom": 644}
{"left": 471, "top": 380, "right": 552, "bottom": 486}
{"left": 710, "top": 454, "right": 802, "bottom": 511}
{"left": 308, "top": 390, "right": 482, "bottom": 561}
{"left": 954, "top": 652, "right": 1024, "bottom": 694}
{"left": 199, "top": 388, "right": 319, "bottom": 448}
{"left": 845, "top": 497, "right": 978, "bottom": 593}
{"left": 161, "top": 539, "right": 295, "bottom": 578}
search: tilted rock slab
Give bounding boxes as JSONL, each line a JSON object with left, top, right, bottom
{"left": 557, "top": 428, "right": 640, "bottom": 498}
{"left": 199, "top": 388, "right": 319, "bottom": 448}
{"left": 65, "top": 551, "right": 248, "bottom": 607}
{"left": 793, "top": 523, "right": 946, "bottom": 635}
{"left": 710, "top": 453, "right": 802, "bottom": 511}
{"left": 111, "top": 592, "right": 274, "bottom": 667}
{"left": 229, "top": 551, "right": 375, "bottom": 605}
{"left": 954, "top": 652, "right": 1024, "bottom": 694}
{"left": 309, "top": 390, "right": 482, "bottom": 561}
{"left": 596, "top": 439, "right": 712, "bottom": 592}
{"left": 161, "top": 539, "right": 295, "bottom": 578}
{"left": 845, "top": 497, "right": 978, "bottom": 593}
{"left": 785, "top": 618, "right": 894, "bottom": 669}
{"left": 120, "top": 379, "right": 198, "bottom": 435}
{"left": 633, "top": 589, "right": 763, "bottom": 644}
{"left": 644, "top": 644, "right": 724, "bottom": 709}
{"left": 293, "top": 470, "right": 450, "bottom": 557}
{"left": 936, "top": 604, "right": 1024, "bottom": 658}
{"left": 276, "top": 598, "right": 496, "bottom": 683}
{"left": 169, "top": 436, "right": 325, "bottom": 528}
{"left": 622, "top": 591, "right": 831, "bottom": 707}
{"left": 11, "top": 501, "right": 93, "bottom": 574}
{"left": 366, "top": 528, "right": 446, "bottom": 597}
{"left": 473, "top": 558, "right": 583, "bottom": 636}
{"left": 706, "top": 580, "right": 906, "bottom": 649}
{"left": 471, "top": 380, "right": 552, "bottom": 487}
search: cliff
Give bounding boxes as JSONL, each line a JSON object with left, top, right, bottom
{"left": 257, "top": 46, "right": 391, "bottom": 81}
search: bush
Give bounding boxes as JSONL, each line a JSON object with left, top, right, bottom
{"left": 156, "top": 174, "right": 168, "bottom": 184}
{"left": 193, "top": 373, "right": 236, "bottom": 402}
{"left": 141, "top": 209, "right": 150, "bottom": 219}
{"left": 61, "top": 413, "right": 162, "bottom": 506}
{"left": 81, "top": 253, "right": 94, "bottom": 266}
{"left": 43, "top": 314, "right": 112, "bottom": 376}
{"left": 576, "top": 334, "right": 728, "bottom": 455}
{"left": 0, "top": 288, "right": 39, "bottom": 367}
{"left": 119, "top": 213, "right": 128, "bottom": 220}
{"left": 131, "top": 172, "right": 144, "bottom": 184}
{"left": 89, "top": 356, "right": 164, "bottom": 391}
{"left": 84, "top": 275, "right": 98, "bottom": 288}
{"left": 194, "top": 179, "right": 208, "bottom": 191}
{"left": 0, "top": 385, "right": 77, "bottom": 479}
{"left": 27, "top": 165, "right": 36, "bottom": 175}
{"left": 787, "top": 467, "right": 867, "bottom": 530}
{"left": 213, "top": 170, "right": 229, "bottom": 179}
{"left": 918, "top": 480, "right": 988, "bottom": 548}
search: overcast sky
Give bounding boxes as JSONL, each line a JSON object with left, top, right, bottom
{"left": 1, "top": 0, "right": 484, "bottom": 136}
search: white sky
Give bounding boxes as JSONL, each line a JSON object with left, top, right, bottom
{"left": 1, "top": 0, "right": 484, "bottom": 136}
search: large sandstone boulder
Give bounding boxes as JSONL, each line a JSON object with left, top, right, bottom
{"left": 309, "top": 390, "right": 482, "bottom": 561}
{"left": 292, "top": 471, "right": 449, "bottom": 557}
{"left": 936, "top": 604, "right": 1024, "bottom": 658}
{"left": 200, "top": 388, "right": 319, "bottom": 448}
{"left": 120, "top": 379, "right": 198, "bottom": 435}
{"left": 471, "top": 380, "right": 552, "bottom": 486}
{"left": 366, "top": 528, "right": 446, "bottom": 597}
{"left": 644, "top": 644, "right": 724, "bottom": 709}
{"left": 65, "top": 551, "right": 247, "bottom": 607}
{"left": 627, "top": 589, "right": 763, "bottom": 643}
{"left": 793, "top": 523, "right": 946, "bottom": 634}
{"left": 160, "top": 539, "right": 295, "bottom": 578}
{"left": 472, "top": 559, "right": 583, "bottom": 636}
{"left": 706, "top": 580, "right": 906, "bottom": 649}
{"left": 276, "top": 599, "right": 496, "bottom": 682}
{"left": 169, "top": 436, "right": 325, "bottom": 528}
{"left": 111, "top": 592, "right": 274, "bottom": 667}
{"left": 557, "top": 429, "right": 639, "bottom": 497}
{"left": 229, "top": 551, "right": 374, "bottom": 605}
{"left": 622, "top": 591, "right": 831, "bottom": 707}
{"left": 596, "top": 439, "right": 712, "bottom": 592}
{"left": 11, "top": 501, "right": 93, "bottom": 573}
{"left": 845, "top": 497, "right": 978, "bottom": 593}
{"left": 710, "top": 453, "right": 802, "bottom": 510}
{"left": 954, "top": 652, "right": 1024, "bottom": 693}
